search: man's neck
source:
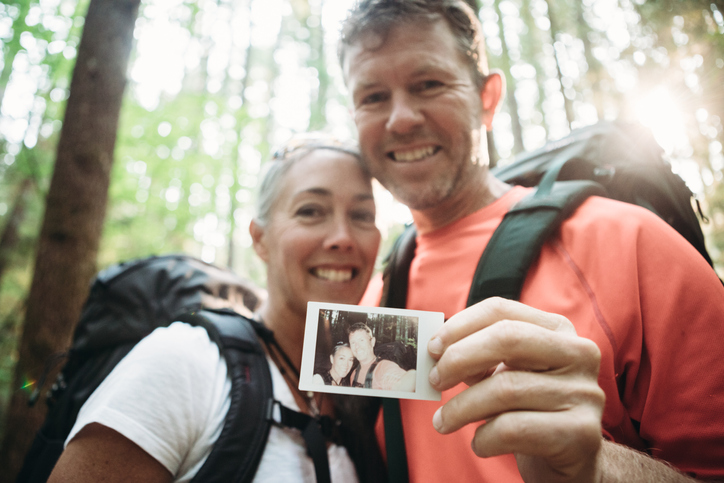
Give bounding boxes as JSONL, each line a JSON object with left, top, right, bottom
{"left": 411, "top": 174, "right": 511, "bottom": 234}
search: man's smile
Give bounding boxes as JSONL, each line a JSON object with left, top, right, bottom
{"left": 388, "top": 145, "right": 440, "bottom": 162}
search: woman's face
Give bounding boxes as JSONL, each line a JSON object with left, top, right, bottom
{"left": 329, "top": 347, "right": 354, "bottom": 378}
{"left": 252, "top": 150, "right": 381, "bottom": 317}
{"left": 330, "top": 346, "right": 355, "bottom": 378}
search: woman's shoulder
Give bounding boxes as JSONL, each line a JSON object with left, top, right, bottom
{"left": 131, "top": 322, "right": 222, "bottom": 370}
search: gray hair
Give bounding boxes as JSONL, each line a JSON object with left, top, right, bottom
{"left": 338, "top": 0, "right": 488, "bottom": 89}
{"left": 254, "top": 134, "right": 366, "bottom": 226}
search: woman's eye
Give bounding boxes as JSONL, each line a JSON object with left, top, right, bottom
{"left": 351, "top": 209, "right": 376, "bottom": 224}
{"left": 296, "top": 205, "right": 325, "bottom": 218}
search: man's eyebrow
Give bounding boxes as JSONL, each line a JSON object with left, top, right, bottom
{"left": 352, "top": 80, "right": 382, "bottom": 94}
{"left": 353, "top": 64, "right": 453, "bottom": 94}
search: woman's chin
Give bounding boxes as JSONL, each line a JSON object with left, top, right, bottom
{"left": 310, "top": 285, "right": 367, "bottom": 306}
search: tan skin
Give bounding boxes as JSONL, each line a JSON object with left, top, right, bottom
{"left": 344, "top": 18, "right": 707, "bottom": 483}
{"left": 49, "top": 149, "right": 381, "bottom": 482}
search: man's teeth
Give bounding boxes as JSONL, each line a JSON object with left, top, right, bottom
{"left": 393, "top": 146, "right": 436, "bottom": 162}
{"left": 314, "top": 268, "right": 353, "bottom": 282}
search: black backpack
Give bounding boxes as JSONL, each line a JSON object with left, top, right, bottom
{"left": 374, "top": 341, "right": 417, "bottom": 372}
{"left": 381, "top": 120, "right": 718, "bottom": 309}
{"left": 15, "top": 255, "right": 342, "bottom": 483}
{"left": 378, "top": 120, "right": 719, "bottom": 483}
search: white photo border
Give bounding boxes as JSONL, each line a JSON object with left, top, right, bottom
{"left": 299, "top": 301, "right": 443, "bottom": 401}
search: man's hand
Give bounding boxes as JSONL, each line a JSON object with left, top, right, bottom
{"left": 427, "top": 297, "right": 605, "bottom": 483}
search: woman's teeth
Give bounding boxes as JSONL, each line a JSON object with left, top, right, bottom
{"left": 313, "top": 268, "right": 353, "bottom": 282}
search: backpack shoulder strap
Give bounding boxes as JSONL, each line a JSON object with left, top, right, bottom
{"left": 378, "top": 181, "right": 605, "bottom": 483}
{"left": 380, "top": 224, "right": 417, "bottom": 309}
{"left": 176, "top": 309, "right": 274, "bottom": 483}
{"left": 365, "top": 358, "right": 381, "bottom": 389}
{"left": 466, "top": 180, "right": 606, "bottom": 305}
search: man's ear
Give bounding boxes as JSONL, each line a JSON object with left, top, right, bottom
{"left": 249, "top": 219, "right": 269, "bottom": 263}
{"left": 371, "top": 336, "right": 376, "bottom": 348}
{"left": 479, "top": 70, "right": 505, "bottom": 132}
{"left": 330, "top": 354, "right": 335, "bottom": 365}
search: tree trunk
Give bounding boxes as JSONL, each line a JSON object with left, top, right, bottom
{"left": 519, "top": 0, "right": 550, "bottom": 139}
{"left": 0, "top": 0, "right": 140, "bottom": 478}
{"left": 0, "top": 178, "right": 34, "bottom": 292}
{"left": 228, "top": 0, "right": 255, "bottom": 269}
{"left": 544, "top": 0, "right": 575, "bottom": 130}
{"left": 494, "top": 0, "right": 525, "bottom": 155}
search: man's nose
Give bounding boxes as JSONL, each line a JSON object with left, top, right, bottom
{"left": 386, "top": 93, "right": 424, "bottom": 134}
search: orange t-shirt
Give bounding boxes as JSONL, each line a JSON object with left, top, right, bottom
{"left": 361, "top": 186, "right": 724, "bottom": 481}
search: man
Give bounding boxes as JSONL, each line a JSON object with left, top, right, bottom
{"left": 347, "top": 322, "right": 416, "bottom": 391}
{"left": 339, "top": 0, "right": 724, "bottom": 482}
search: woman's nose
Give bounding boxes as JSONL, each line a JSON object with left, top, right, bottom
{"left": 325, "top": 219, "right": 355, "bottom": 251}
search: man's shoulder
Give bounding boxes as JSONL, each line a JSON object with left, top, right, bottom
{"left": 374, "top": 358, "right": 404, "bottom": 373}
{"left": 564, "top": 195, "right": 678, "bottom": 238}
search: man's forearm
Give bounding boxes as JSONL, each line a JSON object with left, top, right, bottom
{"left": 597, "top": 440, "right": 714, "bottom": 483}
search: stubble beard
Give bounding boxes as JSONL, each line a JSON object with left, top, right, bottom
{"left": 371, "top": 131, "right": 485, "bottom": 211}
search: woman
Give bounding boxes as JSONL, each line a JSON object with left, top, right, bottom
{"left": 48, "top": 134, "right": 382, "bottom": 482}
{"left": 313, "top": 343, "right": 355, "bottom": 386}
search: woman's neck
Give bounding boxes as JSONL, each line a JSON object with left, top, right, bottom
{"left": 257, "top": 301, "right": 305, "bottom": 372}
{"left": 328, "top": 368, "right": 342, "bottom": 385}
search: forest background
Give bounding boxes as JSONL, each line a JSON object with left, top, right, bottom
{"left": 0, "top": 0, "right": 722, "bottom": 479}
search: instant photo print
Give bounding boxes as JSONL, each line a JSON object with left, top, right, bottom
{"left": 299, "top": 301, "right": 443, "bottom": 401}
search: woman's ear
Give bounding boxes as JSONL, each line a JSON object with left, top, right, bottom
{"left": 249, "top": 219, "right": 269, "bottom": 262}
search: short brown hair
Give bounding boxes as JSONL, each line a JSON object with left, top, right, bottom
{"left": 348, "top": 322, "right": 374, "bottom": 339}
{"left": 338, "top": 0, "right": 489, "bottom": 88}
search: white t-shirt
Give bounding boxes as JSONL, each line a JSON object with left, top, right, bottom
{"left": 66, "top": 322, "right": 358, "bottom": 482}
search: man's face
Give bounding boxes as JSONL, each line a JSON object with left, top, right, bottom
{"left": 349, "top": 329, "right": 376, "bottom": 363}
{"left": 344, "top": 19, "right": 487, "bottom": 211}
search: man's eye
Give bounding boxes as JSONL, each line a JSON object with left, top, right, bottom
{"left": 359, "top": 92, "right": 388, "bottom": 105}
{"left": 413, "top": 80, "right": 444, "bottom": 93}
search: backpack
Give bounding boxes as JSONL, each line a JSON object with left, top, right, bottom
{"left": 381, "top": 120, "right": 718, "bottom": 309}
{"left": 15, "top": 255, "right": 337, "bottom": 483}
{"left": 378, "top": 120, "right": 719, "bottom": 483}
{"left": 374, "top": 341, "right": 417, "bottom": 372}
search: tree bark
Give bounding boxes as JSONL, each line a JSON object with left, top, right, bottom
{"left": 0, "top": 177, "right": 34, "bottom": 292}
{"left": 494, "top": 0, "right": 525, "bottom": 155}
{"left": 0, "top": 0, "right": 140, "bottom": 479}
{"left": 544, "top": 0, "right": 575, "bottom": 130}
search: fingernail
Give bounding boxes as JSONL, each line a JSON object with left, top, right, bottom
{"left": 428, "top": 337, "right": 443, "bottom": 355}
{"left": 432, "top": 408, "right": 443, "bottom": 432}
{"left": 429, "top": 366, "right": 439, "bottom": 386}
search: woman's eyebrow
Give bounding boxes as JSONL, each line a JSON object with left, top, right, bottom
{"left": 295, "top": 188, "right": 374, "bottom": 202}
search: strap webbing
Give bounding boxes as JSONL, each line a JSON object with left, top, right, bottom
{"left": 379, "top": 180, "right": 607, "bottom": 483}
{"left": 269, "top": 400, "right": 336, "bottom": 483}
{"left": 383, "top": 398, "right": 409, "bottom": 483}
{"left": 378, "top": 228, "right": 416, "bottom": 483}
